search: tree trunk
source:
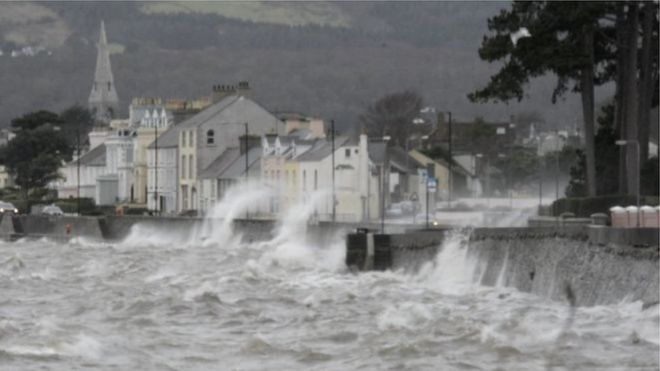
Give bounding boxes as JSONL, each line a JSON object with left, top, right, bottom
{"left": 624, "top": 2, "right": 639, "bottom": 197}
{"left": 615, "top": 3, "right": 628, "bottom": 194}
{"left": 637, "top": 1, "right": 653, "bottom": 164}
{"left": 581, "top": 23, "right": 597, "bottom": 197}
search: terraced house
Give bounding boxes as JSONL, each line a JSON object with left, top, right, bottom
{"left": 169, "top": 91, "right": 285, "bottom": 213}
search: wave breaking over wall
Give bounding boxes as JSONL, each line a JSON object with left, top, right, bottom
{"left": 413, "top": 229, "right": 659, "bottom": 307}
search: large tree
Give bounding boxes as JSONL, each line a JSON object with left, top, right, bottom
{"left": 359, "top": 90, "right": 423, "bottom": 147}
{"left": 468, "top": 1, "right": 616, "bottom": 197}
{"left": 493, "top": 145, "right": 540, "bottom": 191}
{"left": 59, "top": 105, "right": 96, "bottom": 150}
{"left": 3, "top": 111, "right": 73, "bottom": 201}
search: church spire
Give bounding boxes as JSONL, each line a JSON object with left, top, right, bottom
{"left": 88, "top": 20, "right": 119, "bottom": 124}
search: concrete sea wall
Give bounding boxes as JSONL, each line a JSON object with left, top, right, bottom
{"left": 346, "top": 226, "right": 659, "bottom": 307}
{"left": 467, "top": 234, "right": 658, "bottom": 306}
{"left": 0, "top": 214, "right": 390, "bottom": 247}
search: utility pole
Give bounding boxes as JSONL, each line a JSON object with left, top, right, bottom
{"left": 538, "top": 156, "right": 543, "bottom": 212}
{"left": 154, "top": 122, "right": 159, "bottom": 215}
{"left": 331, "top": 119, "right": 336, "bottom": 223}
{"left": 447, "top": 111, "right": 452, "bottom": 209}
{"left": 76, "top": 125, "right": 81, "bottom": 216}
{"left": 245, "top": 122, "right": 249, "bottom": 220}
{"left": 380, "top": 165, "right": 385, "bottom": 233}
{"left": 244, "top": 122, "right": 249, "bottom": 183}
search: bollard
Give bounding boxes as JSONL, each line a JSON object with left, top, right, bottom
{"left": 610, "top": 206, "right": 626, "bottom": 227}
{"left": 640, "top": 206, "right": 659, "bottom": 228}
{"left": 364, "top": 233, "right": 374, "bottom": 271}
{"left": 346, "top": 228, "right": 372, "bottom": 271}
{"left": 590, "top": 213, "right": 608, "bottom": 226}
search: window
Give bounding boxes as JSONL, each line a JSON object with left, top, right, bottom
{"left": 207, "top": 129, "right": 215, "bottom": 145}
{"left": 189, "top": 130, "right": 194, "bottom": 147}
{"left": 107, "top": 82, "right": 111, "bottom": 91}
{"left": 181, "top": 132, "right": 186, "bottom": 148}
{"left": 303, "top": 170, "right": 306, "bottom": 191}
{"left": 345, "top": 148, "right": 351, "bottom": 158}
{"left": 314, "top": 170, "right": 318, "bottom": 190}
{"left": 189, "top": 156, "right": 194, "bottom": 179}
{"left": 181, "top": 155, "right": 186, "bottom": 179}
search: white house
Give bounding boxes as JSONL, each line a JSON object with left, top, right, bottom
{"left": 55, "top": 144, "right": 108, "bottom": 200}
{"left": 297, "top": 134, "right": 378, "bottom": 222}
{"left": 146, "top": 124, "right": 179, "bottom": 213}
{"left": 100, "top": 125, "right": 135, "bottom": 204}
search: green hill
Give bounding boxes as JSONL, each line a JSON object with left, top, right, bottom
{"left": 0, "top": 1, "right": 583, "bottom": 131}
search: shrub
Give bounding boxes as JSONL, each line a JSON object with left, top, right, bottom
{"left": 54, "top": 198, "right": 96, "bottom": 215}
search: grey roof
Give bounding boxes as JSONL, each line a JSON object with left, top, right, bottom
{"left": 198, "top": 148, "right": 240, "bottom": 179}
{"left": 147, "top": 124, "right": 179, "bottom": 149}
{"left": 296, "top": 136, "right": 351, "bottom": 162}
{"left": 148, "top": 94, "right": 284, "bottom": 149}
{"left": 388, "top": 146, "right": 424, "bottom": 174}
{"left": 218, "top": 147, "right": 262, "bottom": 179}
{"left": 411, "top": 149, "right": 474, "bottom": 178}
{"left": 367, "top": 140, "right": 387, "bottom": 164}
{"left": 179, "top": 95, "right": 242, "bottom": 129}
{"left": 74, "top": 143, "right": 106, "bottom": 167}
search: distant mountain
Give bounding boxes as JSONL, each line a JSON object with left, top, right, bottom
{"left": 0, "top": 1, "right": 587, "bottom": 132}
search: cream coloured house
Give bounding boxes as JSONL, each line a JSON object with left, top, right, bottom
{"left": 133, "top": 107, "right": 172, "bottom": 206}
{"left": 175, "top": 95, "right": 284, "bottom": 213}
{"left": 260, "top": 135, "right": 316, "bottom": 217}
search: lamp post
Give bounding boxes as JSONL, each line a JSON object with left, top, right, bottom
{"left": 615, "top": 139, "right": 640, "bottom": 227}
{"left": 446, "top": 111, "right": 452, "bottom": 209}
{"left": 475, "top": 152, "right": 484, "bottom": 198}
{"left": 331, "top": 119, "right": 336, "bottom": 223}
{"left": 244, "top": 122, "right": 249, "bottom": 220}
{"left": 244, "top": 122, "right": 249, "bottom": 183}
{"left": 555, "top": 130, "right": 560, "bottom": 203}
{"left": 154, "top": 122, "right": 158, "bottom": 215}
{"left": 75, "top": 125, "right": 81, "bottom": 216}
{"left": 538, "top": 155, "right": 543, "bottom": 211}
{"left": 381, "top": 135, "right": 390, "bottom": 233}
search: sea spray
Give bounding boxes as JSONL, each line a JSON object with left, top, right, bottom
{"left": 256, "top": 190, "right": 345, "bottom": 272}
{"left": 120, "top": 223, "right": 193, "bottom": 248}
{"left": 416, "top": 228, "right": 479, "bottom": 294}
{"left": 196, "top": 184, "right": 273, "bottom": 248}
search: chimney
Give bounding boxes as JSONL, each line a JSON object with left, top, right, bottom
{"left": 237, "top": 81, "right": 251, "bottom": 98}
{"left": 212, "top": 83, "right": 236, "bottom": 103}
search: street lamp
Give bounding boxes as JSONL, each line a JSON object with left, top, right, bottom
{"left": 381, "top": 135, "right": 390, "bottom": 233}
{"left": 446, "top": 111, "right": 452, "bottom": 209}
{"left": 330, "top": 119, "right": 336, "bottom": 223}
{"left": 154, "top": 121, "right": 159, "bottom": 215}
{"left": 615, "top": 139, "right": 640, "bottom": 227}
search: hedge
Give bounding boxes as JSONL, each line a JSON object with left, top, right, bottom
{"left": 54, "top": 198, "right": 97, "bottom": 215}
{"left": 552, "top": 195, "right": 659, "bottom": 217}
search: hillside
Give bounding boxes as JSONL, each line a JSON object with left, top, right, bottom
{"left": 0, "top": 1, "right": 585, "bottom": 131}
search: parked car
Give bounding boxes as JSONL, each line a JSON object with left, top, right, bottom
{"left": 0, "top": 201, "right": 18, "bottom": 214}
{"left": 42, "top": 205, "right": 64, "bottom": 216}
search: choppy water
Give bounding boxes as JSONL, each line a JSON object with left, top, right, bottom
{"left": 0, "top": 226, "right": 658, "bottom": 371}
